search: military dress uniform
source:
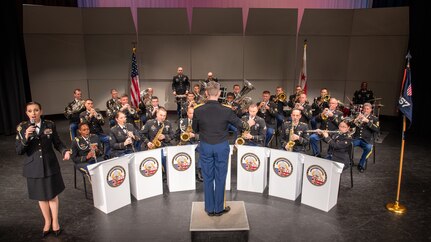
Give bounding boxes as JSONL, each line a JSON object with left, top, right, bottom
{"left": 351, "top": 114, "right": 379, "bottom": 171}
{"left": 353, "top": 89, "right": 374, "bottom": 105}
{"left": 193, "top": 100, "right": 247, "bottom": 215}
{"left": 280, "top": 121, "right": 309, "bottom": 153}
{"left": 310, "top": 96, "right": 329, "bottom": 129}
{"left": 145, "top": 105, "right": 160, "bottom": 121}
{"left": 106, "top": 98, "right": 121, "bottom": 127}
{"left": 323, "top": 132, "right": 352, "bottom": 170}
{"left": 176, "top": 118, "right": 199, "bottom": 145}
{"left": 257, "top": 100, "right": 278, "bottom": 146}
{"left": 240, "top": 115, "right": 266, "bottom": 147}
{"left": 109, "top": 123, "right": 141, "bottom": 157}
{"left": 64, "top": 99, "right": 86, "bottom": 140}
{"left": 15, "top": 120, "right": 68, "bottom": 201}
{"left": 71, "top": 134, "right": 103, "bottom": 173}
{"left": 296, "top": 103, "right": 313, "bottom": 125}
{"left": 172, "top": 74, "right": 190, "bottom": 118}
{"left": 79, "top": 110, "right": 111, "bottom": 158}
{"left": 310, "top": 109, "right": 343, "bottom": 156}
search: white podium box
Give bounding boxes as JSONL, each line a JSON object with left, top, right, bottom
{"left": 166, "top": 145, "right": 196, "bottom": 192}
{"left": 87, "top": 155, "right": 132, "bottom": 214}
{"left": 236, "top": 145, "right": 270, "bottom": 193}
{"left": 225, "top": 145, "right": 234, "bottom": 191}
{"left": 129, "top": 149, "right": 163, "bottom": 200}
{"left": 268, "top": 149, "right": 304, "bottom": 201}
{"left": 301, "top": 155, "right": 344, "bottom": 212}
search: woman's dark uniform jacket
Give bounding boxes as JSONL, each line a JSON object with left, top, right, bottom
{"left": 15, "top": 119, "right": 68, "bottom": 200}
{"left": 323, "top": 132, "right": 352, "bottom": 170}
{"left": 71, "top": 134, "right": 103, "bottom": 169}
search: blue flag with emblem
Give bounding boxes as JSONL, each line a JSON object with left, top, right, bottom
{"left": 398, "top": 57, "right": 413, "bottom": 126}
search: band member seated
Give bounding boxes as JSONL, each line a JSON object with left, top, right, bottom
{"left": 353, "top": 82, "right": 374, "bottom": 105}
{"left": 141, "top": 107, "right": 175, "bottom": 173}
{"left": 79, "top": 99, "right": 110, "bottom": 159}
{"left": 310, "top": 98, "right": 343, "bottom": 157}
{"left": 321, "top": 120, "right": 352, "bottom": 171}
{"left": 106, "top": 89, "right": 121, "bottom": 127}
{"left": 288, "top": 85, "right": 303, "bottom": 108}
{"left": 119, "top": 94, "right": 140, "bottom": 129}
{"left": 311, "top": 88, "right": 330, "bottom": 129}
{"left": 193, "top": 84, "right": 205, "bottom": 104}
{"left": 351, "top": 102, "right": 379, "bottom": 173}
{"left": 224, "top": 92, "right": 242, "bottom": 140}
{"left": 257, "top": 90, "right": 278, "bottom": 147}
{"left": 239, "top": 104, "right": 266, "bottom": 147}
{"left": 232, "top": 84, "right": 241, "bottom": 99}
{"left": 109, "top": 111, "right": 141, "bottom": 157}
{"left": 71, "top": 123, "right": 104, "bottom": 179}
{"left": 176, "top": 107, "right": 203, "bottom": 182}
{"left": 205, "top": 71, "right": 219, "bottom": 83}
{"left": 280, "top": 109, "right": 309, "bottom": 152}
{"left": 295, "top": 93, "right": 313, "bottom": 125}
{"left": 138, "top": 87, "right": 153, "bottom": 125}
{"left": 146, "top": 96, "right": 161, "bottom": 121}
{"left": 64, "top": 88, "right": 86, "bottom": 140}
{"left": 272, "top": 86, "right": 288, "bottom": 127}
{"left": 172, "top": 66, "right": 190, "bottom": 119}
{"left": 181, "top": 93, "right": 197, "bottom": 118}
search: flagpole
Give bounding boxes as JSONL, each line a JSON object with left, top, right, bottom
{"left": 386, "top": 112, "right": 407, "bottom": 214}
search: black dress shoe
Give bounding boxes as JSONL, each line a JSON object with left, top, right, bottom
{"left": 357, "top": 166, "right": 365, "bottom": 173}
{"left": 214, "top": 206, "right": 231, "bottom": 216}
{"left": 42, "top": 230, "right": 50, "bottom": 238}
{"left": 207, "top": 212, "right": 215, "bottom": 217}
{"left": 53, "top": 228, "right": 62, "bottom": 237}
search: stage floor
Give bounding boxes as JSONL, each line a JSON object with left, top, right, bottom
{"left": 0, "top": 115, "right": 430, "bottom": 241}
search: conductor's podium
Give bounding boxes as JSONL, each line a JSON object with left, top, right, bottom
{"left": 301, "top": 155, "right": 345, "bottom": 212}
{"left": 236, "top": 145, "right": 270, "bottom": 193}
{"left": 87, "top": 155, "right": 132, "bottom": 214}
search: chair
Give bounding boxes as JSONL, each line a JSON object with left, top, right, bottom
{"left": 73, "top": 163, "right": 90, "bottom": 199}
{"left": 348, "top": 143, "right": 354, "bottom": 188}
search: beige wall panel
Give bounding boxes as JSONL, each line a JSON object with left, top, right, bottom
{"left": 296, "top": 36, "right": 350, "bottom": 81}
{"left": 352, "top": 7, "right": 409, "bottom": 36}
{"left": 82, "top": 8, "right": 135, "bottom": 34}
{"left": 138, "top": 8, "right": 189, "bottom": 34}
{"left": 299, "top": 9, "right": 354, "bottom": 36}
{"left": 244, "top": 36, "right": 295, "bottom": 81}
{"left": 191, "top": 36, "right": 243, "bottom": 80}
{"left": 23, "top": 5, "right": 83, "bottom": 34}
{"left": 138, "top": 36, "right": 191, "bottom": 80}
{"left": 84, "top": 35, "right": 137, "bottom": 80}
{"left": 245, "top": 8, "right": 297, "bottom": 35}
{"left": 192, "top": 8, "right": 243, "bottom": 35}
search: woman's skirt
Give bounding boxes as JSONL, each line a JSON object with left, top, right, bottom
{"left": 27, "top": 172, "right": 65, "bottom": 201}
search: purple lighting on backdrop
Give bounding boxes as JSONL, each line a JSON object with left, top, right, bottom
{"left": 78, "top": 0, "right": 372, "bottom": 33}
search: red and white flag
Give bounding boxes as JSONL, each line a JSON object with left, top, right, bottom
{"left": 298, "top": 41, "right": 307, "bottom": 94}
{"left": 130, "top": 48, "right": 140, "bottom": 108}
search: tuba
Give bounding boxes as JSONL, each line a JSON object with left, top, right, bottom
{"left": 233, "top": 80, "right": 255, "bottom": 105}
{"left": 277, "top": 92, "right": 287, "bottom": 102}
{"left": 149, "top": 123, "right": 164, "bottom": 149}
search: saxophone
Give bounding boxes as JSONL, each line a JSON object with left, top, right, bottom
{"left": 235, "top": 125, "right": 250, "bottom": 146}
{"left": 286, "top": 124, "right": 295, "bottom": 151}
{"left": 179, "top": 122, "right": 193, "bottom": 145}
{"left": 149, "top": 123, "right": 164, "bottom": 149}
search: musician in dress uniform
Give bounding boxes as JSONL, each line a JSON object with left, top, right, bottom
{"left": 109, "top": 111, "right": 141, "bottom": 157}
{"left": 257, "top": 90, "right": 278, "bottom": 147}
{"left": 192, "top": 84, "right": 205, "bottom": 104}
{"left": 351, "top": 103, "right": 379, "bottom": 172}
{"left": 193, "top": 81, "right": 249, "bottom": 216}
{"left": 288, "top": 85, "right": 303, "bottom": 108}
{"left": 272, "top": 86, "right": 288, "bottom": 126}
{"left": 311, "top": 88, "right": 330, "bottom": 129}
{"left": 79, "top": 99, "right": 110, "bottom": 159}
{"left": 64, "top": 88, "right": 86, "bottom": 140}
{"left": 145, "top": 96, "right": 161, "bottom": 121}
{"left": 310, "top": 98, "right": 343, "bottom": 157}
{"left": 239, "top": 104, "right": 266, "bottom": 147}
{"left": 224, "top": 92, "right": 242, "bottom": 140}
{"left": 172, "top": 66, "right": 190, "bottom": 119}
{"left": 232, "top": 84, "right": 241, "bottom": 99}
{"left": 138, "top": 87, "right": 153, "bottom": 125}
{"left": 280, "top": 109, "right": 309, "bottom": 153}
{"left": 16, "top": 102, "right": 71, "bottom": 238}
{"left": 295, "top": 93, "right": 313, "bottom": 125}
{"left": 106, "top": 89, "right": 121, "bottom": 127}
{"left": 321, "top": 120, "right": 353, "bottom": 170}
{"left": 353, "top": 82, "right": 374, "bottom": 105}
{"left": 119, "top": 94, "right": 140, "bottom": 129}
{"left": 180, "top": 93, "right": 198, "bottom": 118}
{"left": 176, "top": 107, "right": 203, "bottom": 182}
{"left": 71, "top": 123, "right": 104, "bottom": 177}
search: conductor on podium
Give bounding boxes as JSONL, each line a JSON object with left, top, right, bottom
{"left": 193, "top": 81, "right": 248, "bottom": 216}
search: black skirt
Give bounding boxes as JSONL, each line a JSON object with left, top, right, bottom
{"left": 27, "top": 172, "right": 65, "bottom": 201}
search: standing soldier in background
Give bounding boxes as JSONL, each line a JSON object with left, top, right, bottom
{"left": 64, "top": 88, "right": 86, "bottom": 140}
{"left": 353, "top": 82, "right": 375, "bottom": 105}
{"left": 172, "top": 66, "right": 190, "bottom": 119}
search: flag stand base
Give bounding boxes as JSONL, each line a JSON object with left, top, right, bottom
{"left": 386, "top": 201, "right": 406, "bottom": 214}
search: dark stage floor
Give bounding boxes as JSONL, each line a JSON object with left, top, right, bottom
{"left": 0, "top": 115, "right": 430, "bottom": 242}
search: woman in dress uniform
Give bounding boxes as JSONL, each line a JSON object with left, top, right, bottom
{"left": 15, "top": 102, "right": 70, "bottom": 238}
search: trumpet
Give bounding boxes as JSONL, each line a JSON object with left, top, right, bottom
{"left": 353, "top": 113, "right": 366, "bottom": 126}
{"left": 321, "top": 108, "right": 333, "bottom": 120}
{"left": 277, "top": 92, "right": 287, "bottom": 102}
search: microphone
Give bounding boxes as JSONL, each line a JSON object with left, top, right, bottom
{"left": 30, "top": 118, "right": 37, "bottom": 137}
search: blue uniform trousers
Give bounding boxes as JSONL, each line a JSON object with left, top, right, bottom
{"left": 199, "top": 140, "right": 230, "bottom": 213}
{"left": 352, "top": 139, "right": 373, "bottom": 168}
{"left": 310, "top": 133, "right": 323, "bottom": 156}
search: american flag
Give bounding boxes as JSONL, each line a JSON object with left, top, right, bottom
{"left": 299, "top": 40, "right": 307, "bottom": 94}
{"left": 130, "top": 48, "right": 140, "bottom": 108}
